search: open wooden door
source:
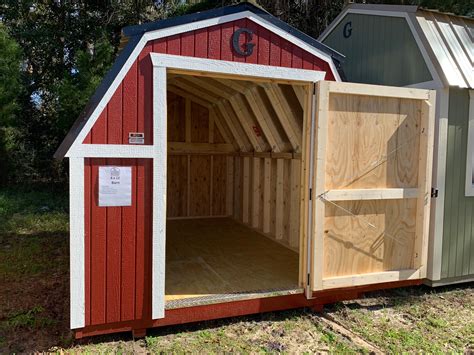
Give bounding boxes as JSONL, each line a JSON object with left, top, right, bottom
{"left": 307, "top": 81, "right": 435, "bottom": 292}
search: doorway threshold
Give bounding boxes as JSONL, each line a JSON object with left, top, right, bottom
{"left": 165, "top": 287, "right": 304, "bottom": 310}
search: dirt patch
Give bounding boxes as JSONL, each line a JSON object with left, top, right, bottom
{"left": 66, "top": 310, "right": 361, "bottom": 353}
{"left": 0, "top": 232, "right": 72, "bottom": 352}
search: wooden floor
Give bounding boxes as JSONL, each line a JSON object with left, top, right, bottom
{"left": 165, "top": 218, "right": 300, "bottom": 302}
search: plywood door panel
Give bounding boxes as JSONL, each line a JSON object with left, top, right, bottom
{"left": 309, "top": 81, "right": 434, "bottom": 291}
{"left": 325, "top": 94, "right": 420, "bottom": 190}
{"left": 323, "top": 199, "right": 417, "bottom": 278}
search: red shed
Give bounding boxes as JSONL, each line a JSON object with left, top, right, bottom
{"left": 57, "top": 2, "right": 435, "bottom": 339}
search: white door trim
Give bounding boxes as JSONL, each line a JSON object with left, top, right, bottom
{"left": 150, "top": 55, "right": 321, "bottom": 319}
{"left": 150, "top": 53, "right": 326, "bottom": 82}
{"left": 152, "top": 66, "right": 168, "bottom": 319}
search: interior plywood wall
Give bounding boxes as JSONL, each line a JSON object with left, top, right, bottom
{"left": 232, "top": 155, "right": 301, "bottom": 251}
{"left": 166, "top": 89, "right": 303, "bottom": 253}
{"left": 167, "top": 92, "right": 232, "bottom": 219}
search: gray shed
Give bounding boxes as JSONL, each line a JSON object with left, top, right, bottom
{"left": 319, "top": 4, "right": 474, "bottom": 286}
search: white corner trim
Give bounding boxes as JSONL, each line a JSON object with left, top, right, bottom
{"left": 69, "top": 157, "right": 85, "bottom": 329}
{"left": 152, "top": 66, "right": 167, "bottom": 320}
{"left": 150, "top": 53, "right": 326, "bottom": 83}
{"left": 465, "top": 90, "right": 474, "bottom": 196}
{"left": 65, "top": 11, "right": 339, "bottom": 158}
{"left": 427, "top": 88, "right": 449, "bottom": 281}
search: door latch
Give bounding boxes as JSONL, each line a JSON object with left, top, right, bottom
{"left": 431, "top": 188, "right": 439, "bottom": 198}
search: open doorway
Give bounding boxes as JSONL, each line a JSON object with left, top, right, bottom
{"left": 164, "top": 71, "right": 309, "bottom": 308}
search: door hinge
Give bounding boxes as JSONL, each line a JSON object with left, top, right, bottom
{"left": 307, "top": 273, "right": 310, "bottom": 286}
{"left": 431, "top": 188, "right": 439, "bottom": 198}
{"left": 309, "top": 188, "right": 312, "bottom": 200}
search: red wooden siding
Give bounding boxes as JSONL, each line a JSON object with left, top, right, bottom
{"left": 84, "top": 18, "right": 335, "bottom": 145}
{"left": 84, "top": 158, "right": 153, "bottom": 326}
{"left": 82, "top": 17, "right": 336, "bottom": 327}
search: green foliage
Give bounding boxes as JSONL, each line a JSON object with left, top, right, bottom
{"left": 54, "top": 38, "right": 115, "bottom": 134}
{"left": 0, "top": 186, "right": 69, "bottom": 280}
{"left": 0, "top": 0, "right": 164, "bottom": 185}
{"left": 0, "top": 24, "right": 24, "bottom": 185}
{"left": 2, "top": 306, "right": 56, "bottom": 330}
{"left": 0, "top": 186, "right": 68, "bottom": 233}
{"left": 420, "top": 0, "right": 473, "bottom": 17}
{"left": 0, "top": 23, "right": 23, "bottom": 126}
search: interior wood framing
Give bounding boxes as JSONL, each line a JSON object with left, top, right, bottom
{"left": 310, "top": 81, "right": 435, "bottom": 291}
{"left": 166, "top": 73, "right": 308, "bottom": 254}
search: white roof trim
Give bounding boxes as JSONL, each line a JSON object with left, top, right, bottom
{"left": 65, "top": 11, "right": 340, "bottom": 157}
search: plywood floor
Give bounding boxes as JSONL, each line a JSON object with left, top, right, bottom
{"left": 165, "top": 218, "right": 299, "bottom": 302}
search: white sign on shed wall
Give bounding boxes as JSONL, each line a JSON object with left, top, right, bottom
{"left": 98, "top": 166, "right": 132, "bottom": 207}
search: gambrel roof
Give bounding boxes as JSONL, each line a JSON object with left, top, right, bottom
{"left": 55, "top": 2, "right": 344, "bottom": 159}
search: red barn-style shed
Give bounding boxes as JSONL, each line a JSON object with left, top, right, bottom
{"left": 57, "top": 2, "right": 435, "bottom": 339}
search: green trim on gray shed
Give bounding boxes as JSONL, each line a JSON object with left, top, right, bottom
{"left": 323, "top": 14, "right": 432, "bottom": 86}
{"left": 442, "top": 88, "right": 474, "bottom": 280}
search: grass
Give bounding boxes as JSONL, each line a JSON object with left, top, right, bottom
{"left": 0, "top": 187, "right": 473, "bottom": 353}
{"left": 2, "top": 306, "right": 56, "bottom": 330}
{"left": 140, "top": 311, "right": 363, "bottom": 353}
{"left": 0, "top": 186, "right": 68, "bottom": 235}
{"left": 0, "top": 186, "right": 68, "bottom": 280}
{"left": 326, "top": 286, "right": 474, "bottom": 353}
